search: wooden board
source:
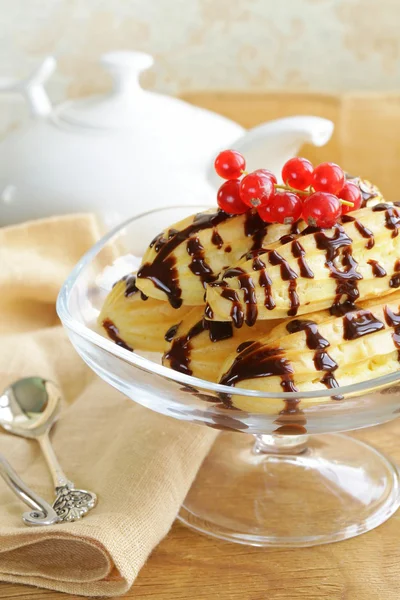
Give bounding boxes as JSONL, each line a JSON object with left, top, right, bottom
{"left": 2, "top": 92, "right": 400, "bottom": 600}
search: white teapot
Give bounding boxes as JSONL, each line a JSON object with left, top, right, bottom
{"left": 0, "top": 51, "right": 333, "bottom": 228}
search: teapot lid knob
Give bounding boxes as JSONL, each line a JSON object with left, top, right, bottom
{"left": 54, "top": 50, "right": 156, "bottom": 129}
{"left": 100, "top": 51, "right": 154, "bottom": 93}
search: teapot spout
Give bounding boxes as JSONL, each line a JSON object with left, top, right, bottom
{"left": 207, "top": 116, "right": 333, "bottom": 188}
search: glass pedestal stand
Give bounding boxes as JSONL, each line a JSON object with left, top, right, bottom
{"left": 178, "top": 432, "right": 400, "bottom": 547}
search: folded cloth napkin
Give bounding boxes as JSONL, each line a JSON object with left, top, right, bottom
{"left": 0, "top": 215, "right": 217, "bottom": 596}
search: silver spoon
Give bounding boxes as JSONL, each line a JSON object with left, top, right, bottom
{"left": 0, "top": 377, "right": 97, "bottom": 522}
{"left": 0, "top": 453, "right": 60, "bottom": 526}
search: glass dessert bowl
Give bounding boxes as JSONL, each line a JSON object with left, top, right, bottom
{"left": 57, "top": 205, "right": 400, "bottom": 547}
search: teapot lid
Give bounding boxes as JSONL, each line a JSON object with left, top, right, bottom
{"left": 54, "top": 51, "right": 162, "bottom": 130}
{"left": 52, "top": 50, "right": 244, "bottom": 160}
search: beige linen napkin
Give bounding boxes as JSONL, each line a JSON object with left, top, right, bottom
{"left": 0, "top": 214, "right": 216, "bottom": 596}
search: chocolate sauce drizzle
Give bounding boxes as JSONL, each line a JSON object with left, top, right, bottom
{"left": 358, "top": 179, "right": 378, "bottom": 205}
{"left": 186, "top": 237, "right": 217, "bottom": 288}
{"left": 114, "top": 274, "right": 148, "bottom": 300}
{"left": 291, "top": 220, "right": 302, "bottom": 234}
{"left": 164, "top": 323, "right": 181, "bottom": 343}
{"left": 138, "top": 255, "right": 181, "bottom": 308}
{"left": 259, "top": 270, "right": 275, "bottom": 310}
{"left": 218, "top": 302, "right": 386, "bottom": 405}
{"left": 372, "top": 203, "right": 397, "bottom": 211}
{"left": 164, "top": 320, "right": 205, "bottom": 375}
{"left": 123, "top": 274, "right": 139, "bottom": 296}
{"left": 341, "top": 214, "right": 375, "bottom": 249}
{"left": 211, "top": 229, "right": 224, "bottom": 249}
{"left": 314, "top": 226, "right": 362, "bottom": 314}
{"left": 240, "top": 273, "right": 258, "bottom": 326}
{"left": 214, "top": 211, "right": 376, "bottom": 323}
{"left": 220, "top": 287, "right": 245, "bottom": 328}
{"left": 137, "top": 210, "right": 233, "bottom": 308}
{"left": 277, "top": 401, "right": 303, "bottom": 422}
{"left": 223, "top": 266, "right": 259, "bottom": 327}
{"left": 243, "top": 247, "right": 269, "bottom": 262}
{"left": 384, "top": 306, "right": 400, "bottom": 360}
{"left": 372, "top": 204, "right": 400, "bottom": 238}
{"left": 279, "top": 234, "right": 296, "bottom": 245}
{"left": 102, "top": 318, "right": 133, "bottom": 351}
{"left": 165, "top": 318, "right": 234, "bottom": 376}
{"left": 183, "top": 388, "right": 240, "bottom": 412}
{"left": 286, "top": 319, "right": 341, "bottom": 397}
{"left": 236, "top": 340, "right": 255, "bottom": 353}
{"left": 223, "top": 267, "right": 245, "bottom": 278}
{"left": 206, "top": 320, "right": 234, "bottom": 343}
{"left": 221, "top": 336, "right": 301, "bottom": 418}
{"left": 275, "top": 396, "right": 306, "bottom": 431}
{"left": 314, "top": 225, "right": 353, "bottom": 263}
{"left": 368, "top": 259, "right": 387, "bottom": 278}
{"left": 218, "top": 219, "right": 365, "bottom": 322}
{"left": 329, "top": 300, "right": 361, "bottom": 317}
{"left": 268, "top": 250, "right": 299, "bottom": 316}
{"left": 390, "top": 259, "right": 400, "bottom": 288}
{"left": 205, "top": 302, "right": 214, "bottom": 319}
{"left": 331, "top": 249, "right": 362, "bottom": 310}
{"left": 219, "top": 342, "right": 298, "bottom": 394}
{"left": 247, "top": 256, "right": 275, "bottom": 310}
{"left": 277, "top": 308, "right": 388, "bottom": 397}
{"left": 252, "top": 256, "right": 266, "bottom": 271}
{"left": 244, "top": 210, "right": 269, "bottom": 250}
{"left": 354, "top": 220, "right": 375, "bottom": 249}
{"left": 290, "top": 240, "right": 314, "bottom": 279}
{"left": 342, "top": 310, "right": 385, "bottom": 340}
{"left": 274, "top": 423, "right": 308, "bottom": 435}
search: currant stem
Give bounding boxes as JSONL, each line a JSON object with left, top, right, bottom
{"left": 274, "top": 184, "right": 309, "bottom": 196}
{"left": 274, "top": 183, "right": 354, "bottom": 208}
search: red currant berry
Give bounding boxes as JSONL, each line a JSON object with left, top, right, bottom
{"left": 253, "top": 168, "right": 278, "bottom": 185}
{"left": 257, "top": 200, "right": 275, "bottom": 223}
{"left": 282, "top": 157, "right": 313, "bottom": 190}
{"left": 239, "top": 172, "right": 275, "bottom": 208}
{"left": 269, "top": 191, "right": 302, "bottom": 224}
{"left": 302, "top": 192, "right": 342, "bottom": 228}
{"left": 312, "top": 162, "right": 345, "bottom": 194}
{"left": 338, "top": 182, "right": 362, "bottom": 214}
{"left": 214, "top": 150, "right": 246, "bottom": 180}
{"left": 217, "top": 179, "right": 248, "bottom": 214}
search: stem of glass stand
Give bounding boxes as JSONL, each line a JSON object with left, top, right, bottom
{"left": 253, "top": 434, "right": 309, "bottom": 455}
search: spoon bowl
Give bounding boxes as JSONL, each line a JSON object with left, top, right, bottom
{"left": 0, "top": 377, "right": 61, "bottom": 438}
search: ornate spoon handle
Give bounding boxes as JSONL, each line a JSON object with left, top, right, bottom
{"left": 38, "top": 433, "right": 97, "bottom": 522}
{"left": 0, "top": 453, "right": 60, "bottom": 526}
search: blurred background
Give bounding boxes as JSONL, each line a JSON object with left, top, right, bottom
{"left": 1, "top": 0, "right": 399, "bottom": 133}
{"left": 1, "top": 0, "right": 399, "bottom": 227}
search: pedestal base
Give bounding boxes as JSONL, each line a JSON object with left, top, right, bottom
{"left": 178, "top": 432, "right": 400, "bottom": 547}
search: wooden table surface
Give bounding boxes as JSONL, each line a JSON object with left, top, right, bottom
{"left": 2, "top": 92, "right": 400, "bottom": 599}
{"left": 2, "top": 420, "right": 400, "bottom": 600}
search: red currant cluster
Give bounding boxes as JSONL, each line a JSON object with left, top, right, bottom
{"left": 214, "top": 150, "right": 362, "bottom": 228}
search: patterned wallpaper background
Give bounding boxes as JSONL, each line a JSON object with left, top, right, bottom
{"left": 0, "top": 0, "right": 399, "bottom": 133}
